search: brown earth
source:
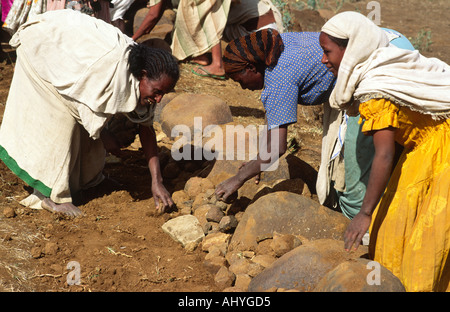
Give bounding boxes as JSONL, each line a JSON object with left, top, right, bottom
{"left": 0, "top": 0, "right": 448, "bottom": 292}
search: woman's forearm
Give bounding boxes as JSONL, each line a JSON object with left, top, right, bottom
{"left": 360, "top": 127, "right": 396, "bottom": 215}
{"left": 132, "top": 1, "right": 165, "bottom": 41}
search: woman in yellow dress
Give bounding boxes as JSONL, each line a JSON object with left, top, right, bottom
{"left": 319, "top": 11, "right": 450, "bottom": 292}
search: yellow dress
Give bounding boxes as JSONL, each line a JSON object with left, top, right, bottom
{"left": 359, "top": 98, "right": 450, "bottom": 292}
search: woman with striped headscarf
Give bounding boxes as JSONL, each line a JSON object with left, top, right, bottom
{"left": 215, "top": 28, "right": 336, "bottom": 202}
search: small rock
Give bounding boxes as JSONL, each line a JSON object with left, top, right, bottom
{"left": 270, "top": 233, "right": 302, "bottom": 257}
{"left": 161, "top": 215, "right": 205, "bottom": 248}
{"left": 184, "top": 177, "right": 215, "bottom": 198}
{"left": 44, "top": 242, "right": 59, "bottom": 255}
{"left": 218, "top": 215, "right": 238, "bottom": 233}
{"left": 235, "top": 274, "right": 252, "bottom": 291}
{"left": 193, "top": 204, "right": 212, "bottom": 227}
{"left": 206, "top": 205, "right": 225, "bottom": 223}
{"left": 215, "top": 200, "right": 228, "bottom": 211}
{"left": 31, "top": 246, "right": 42, "bottom": 259}
{"left": 202, "top": 232, "right": 231, "bottom": 253}
{"left": 229, "top": 258, "right": 251, "bottom": 276}
{"left": 214, "top": 266, "right": 235, "bottom": 289}
{"left": 203, "top": 255, "right": 227, "bottom": 274}
{"left": 252, "top": 254, "right": 277, "bottom": 268}
{"left": 3, "top": 207, "right": 16, "bottom": 218}
{"left": 192, "top": 193, "right": 209, "bottom": 210}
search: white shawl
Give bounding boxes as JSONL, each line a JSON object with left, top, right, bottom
{"left": 321, "top": 11, "right": 450, "bottom": 118}
{"left": 10, "top": 9, "right": 140, "bottom": 139}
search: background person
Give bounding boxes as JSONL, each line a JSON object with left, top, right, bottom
{"left": 133, "top": 0, "right": 283, "bottom": 79}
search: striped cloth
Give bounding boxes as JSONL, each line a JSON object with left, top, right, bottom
{"left": 171, "top": 0, "right": 231, "bottom": 60}
{"left": 170, "top": 0, "right": 282, "bottom": 61}
{"left": 223, "top": 28, "right": 284, "bottom": 74}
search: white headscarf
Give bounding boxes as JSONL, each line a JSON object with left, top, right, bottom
{"left": 321, "top": 11, "right": 450, "bottom": 119}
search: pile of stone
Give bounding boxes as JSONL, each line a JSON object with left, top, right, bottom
{"left": 156, "top": 92, "right": 405, "bottom": 292}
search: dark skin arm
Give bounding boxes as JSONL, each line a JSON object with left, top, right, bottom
{"left": 344, "top": 127, "right": 396, "bottom": 251}
{"left": 139, "top": 124, "right": 174, "bottom": 213}
{"left": 132, "top": 0, "right": 165, "bottom": 41}
{"left": 215, "top": 124, "right": 288, "bottom": 203}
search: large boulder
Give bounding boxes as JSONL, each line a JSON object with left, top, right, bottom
{"left": 313, "top": 258, "right": 406, "bottom": 292}
{"left": 228, "top": 192, "right": 349, "bottom": 252}
{"left": 160, "top": 93, "right": 233, "bottom": 140}
{"left": 248, "top": 239, "right": 368, "bottom": 292}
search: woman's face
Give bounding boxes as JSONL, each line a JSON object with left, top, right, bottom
{"left": 139, "top": 72, "right": 174, "bottom": 106}
{"left": 228, "top": 66, "right": 264, "bottom": 91}
{"left": 319, "top": 32, "right": 346, "bottom": 76}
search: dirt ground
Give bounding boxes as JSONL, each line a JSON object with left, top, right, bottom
{"left": 0, "top": 0, "right": 449, "bottom": 293}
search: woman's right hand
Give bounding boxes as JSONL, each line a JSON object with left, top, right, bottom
{"left": 215, "top": 175, "right": 242, "bottom": 203}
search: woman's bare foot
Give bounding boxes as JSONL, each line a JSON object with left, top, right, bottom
{"left": 190, "top": 55, "right": 210, "bottom": 66}
{"left": 41, "top": 198, "right": 83, "bottom": 218}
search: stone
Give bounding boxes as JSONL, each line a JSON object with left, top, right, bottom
{"left": 206, "top": 205, "right": 225, "bottom": 223}
{"left": 235, "top": 274, "right": 252, "bottom": 291}
{"left": 160, "top": 93, "right": 233, "bottom": 139}
{"left": 201, "top": 232, "right": 231, "bottom": 253}
{"left": 228, "top": 258, "right": 251, "bottom": 276}
{"left": 161, "top": 215, "right": 205, "bottom": 248}
{"left": 313, "top": 258, "right": 406, "bottom": 292}
{"left": 184, "top": 177, "right": 215, "bottom": 198}
{"left": 3, "top": 207, "right": 15, "bottom": 218}
{"left": 171, "top": 190, "right": 190, "bottom": 206}
{"left": 192, "top": 193, "right": 210, "bottom": 210}
{"left": 248, "top": 239, "right": 368, "bottom": 292}
{"left": 229, "top": 192, "right": 350, "bottom": 252}
{"left": 43, "top": 242, "right": 59, "bottom": 255}
{"left": 193, "top": 204, "right": 214, "bottom": 228}
{"left": 270, "top": 232, "right": 302, "bottom": 257}
{"left": 203, "top": 255, "right": 227, "bottom": 274}
{"left": 31, "top": 246, "right": 42, "bottom": 259}
{"left": 214, "top": 266, "right": 235, "bottom": 289}
{"left": 252, "top": 254, "right": 277, "bottom": 268}
{"left": 218, "top": 215, "right": 238, "bottom": 233}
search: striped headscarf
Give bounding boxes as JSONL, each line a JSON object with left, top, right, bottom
{"left": 223, "top": 28, "right": 284, "bottom": 74}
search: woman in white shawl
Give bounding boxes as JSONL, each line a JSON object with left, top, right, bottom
{"left": 320, "top": 11, "right": 450, "bottom": 291}
{"left": 0, "top": 10, "right": 179, "bottom": 217}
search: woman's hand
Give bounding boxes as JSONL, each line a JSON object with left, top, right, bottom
{"left": 215, "top": 175, "right": 242, "bottom": 203}
{"left": 344, "top": 211, "right": 372, "bottom": 251}
{"left": 152, "top": 181, "right": 174, "bottom": 214}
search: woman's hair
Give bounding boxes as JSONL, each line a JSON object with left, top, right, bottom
{"left": 327, "top": 34, "right": 349, "bottom": 48}
{"left": 128, "top": 44, "right": 180, "bottom": 84}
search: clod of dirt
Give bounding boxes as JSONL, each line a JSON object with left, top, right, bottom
{"left": 3, "top": 207, "right": 15, "bottom": 218}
